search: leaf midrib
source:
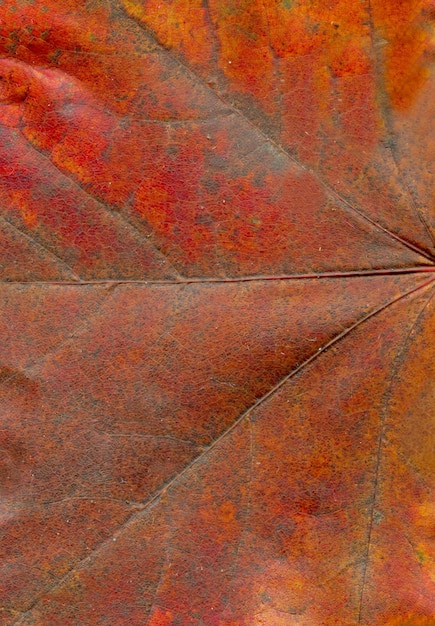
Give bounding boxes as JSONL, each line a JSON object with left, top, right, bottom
{"left": 2, "top": 265, "right": 435, "bottom": 286}
{"left": 3, "top": 5, "right": 434, "bottom": 284}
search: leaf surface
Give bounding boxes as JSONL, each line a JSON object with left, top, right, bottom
{"left": 0, "top": 1, "right": 434, "bottom": 625}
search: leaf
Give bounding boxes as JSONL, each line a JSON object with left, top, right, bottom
{"left": 0, "top": 1, "right": 433, "bottom": 625}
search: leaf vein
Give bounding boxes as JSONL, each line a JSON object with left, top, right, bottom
{"left": 0, "top": 214, "right": 80, "bottom": 280}
{"left": 356, "top": 285, "right": 435, "bottom": 623}
{"left": 15, "top": 130, "right": 184, "bottom": 279}
{"left": 118, "top": 3, "right": 435, "bottom": 263}
{"left": 12, "top": 276, "right": 435, "bottom": 623}
{"left": 2, "top": 266, "right": 435, "bottom": 286}
{"left": 365, "top": 0, "right": 435, "bottom": 253}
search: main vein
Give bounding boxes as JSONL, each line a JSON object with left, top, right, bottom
{"left": 12, "top": 275, "right": 435, "bottom": 622}
{"left": 118, "top": 3, "right": 434, "bottom": 263}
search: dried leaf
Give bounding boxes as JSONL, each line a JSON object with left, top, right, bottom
{"left": 0, "top": 1, "right": 434, "bottom": 624}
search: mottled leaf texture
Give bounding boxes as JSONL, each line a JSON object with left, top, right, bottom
{"left": 0, "top": 0, "right": 434, "bottom": 625}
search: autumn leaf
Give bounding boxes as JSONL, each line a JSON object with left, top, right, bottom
{"left": 0, "top": 1, "right": 434, "bottom": 625}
